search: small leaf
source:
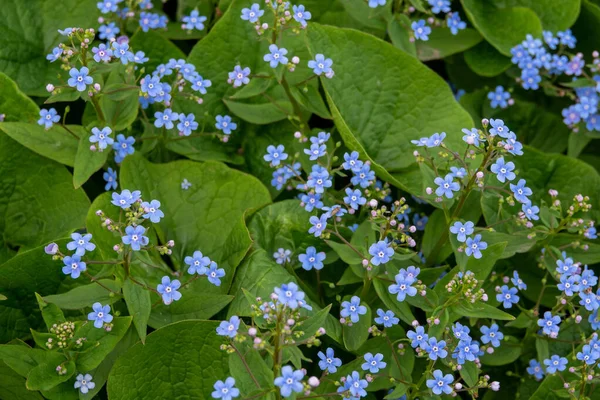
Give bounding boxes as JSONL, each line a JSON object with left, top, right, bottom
{"left": 43, "top": 280, "right": 121, "bottom": 309}
{"left": 452, "top": 302, "right": 515, "bottom": 321}
{"left": 73, "top": 135, "right": 110, "bottom": 188}
{"left": 123, "top": 279, "right": 151, "bottom": 343}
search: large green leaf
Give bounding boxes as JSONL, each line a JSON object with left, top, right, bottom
{"left": 73, "top": 134, "right": 109, "bottom": 189}
{"left": 463, "top": 41, "right": 512, "bottom": 77}
{"left": 306, "top": 23, "right": 473, "bottom": 193}
{"left": 416, "top": 28, "right": 482, "bottom": 61}
{"left": 107, "top": 320, "right": 228, "bottom": 399}
{"left": 0, "top": 0, "right": 100, "bottom": 96}
{"left": 505, "top": 0, "right": 581, "bottom": 31}
{"left": 0, "top": 360, "right": 43, "bottom": 400}
{"left": 0, "top": 72, "right": 39, "bottom": 123}
{"left": 75, "top": 316, "right": 132, "bottom": 372}
{"left": 0, "top": 134, "right": 90, "bottom": 263}
{"left": 122, "top": 279, "right": 151, "bottom": 343}
{"left": 120, "top": 155, "right": 271, "bottom": 293}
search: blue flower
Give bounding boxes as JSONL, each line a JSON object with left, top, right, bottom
{"left": 585, "top": 226, "right": 598, "bottom": 239}
{"left": 141, "top": 200, "right": 164, "bottom": 223}
{"left": 264, "top": 144, "right": 288, "bottom": 166}
{"left": 307, "top": 165, "right": 332, "bottom": 193}
{"left": 62, "top": 255, "right": 87, "bottom": 279}
{"left": 452, "top": 338, "right": 479, "bottom": 364}
{"left": 176, "top": 113, "right": 199, "bottom": 136}
{"left": 501, "top": 133, "right": 523, "bottom": 156}
{"left": 544, "top": 355, "right": 568, "bottom": 374}
{"left": 112, "top": 42, "right": 134, "bottom": 64}
{"left": 216, "top": 316, "right": 240, "bottom": 338}
{"left": 521, "top": 68, "right": 541, "bottom": 90}
{"left": 351, "top": 163, "right": 375, "bottom": 188}
{"left": 342, "top": 151, "right": 364, "bottom": 172}
{"left": 191, "top": 75, "right": 212, "bottom": 94}
{"left": 322, "top": 205, "right": 347, "bottom": 219}
{"left": 46, "top": 47, "right": 63, "bottom": 62}
{"left": 490, "top": 157, "right": 515, "bottom": 183}
{"left": 557, "top": 29, "right": 577, "bottom": 48}
{"left": 526, "top": 359, "right": 545, "bottom": 380}
{"left": 450, "top": 166, "right": 467, "bottom": 179}
{"left": 74, "top": 374, "right": 95, "bottom": 394}
{"left": 87, "top": 302, "right": 113, "bottom": 328}
{"left": 122, "top": 225, "right": 149, "bottom": 251}
{"left": 211, "top": 377, "right": 239, "bottom": 400}
{"left": 67, "top": 233, "right": 96, "bottom": 256}
{"left": 340, "top": 296, "right": 367, "bottom": 323}
{"left": 580, "top": 268, "right": 598, "bottom": 290}
{"left": 543, "top": 30, "right": 559, "bottom": 49}
{"left": 497, "top": 285, "right": 519, "bottom": 308}
{"left": 103, "top": 167, "right": 118, "bottom": 191}
{"left": 308, "top": 214, "right": 328, "bottom": 237}
{"left": 407, "top": 326, "right": 429, "bottom": 348}
{"left": 228, "top": 65, "right": 251, "bottom": 88}
{"left": 344, "top": 188, "right": 366, "bottom": 210}
{"left": 304, "top": 143, "right": 326, "bottom": 160}
{"left": 154, "top": 108, "right": 179, "bottom": 129}
{"left": 133, "top": 51, "right": 149, "bottom": 64}
{"left": 341, "top": 371, "right": 368, "bottom": 397}
{"left": 522, "top": 34, "right": 542, "bottom": 54}
{"left": 538, "top": 311, "right": 561, "bottom": 336}
{"left": 318, "top": 348, "right": 342, "bottom": 373}
{"left": 362, "top": 353, "right": 386, "bottom": 373}
{"left": 577, "top": 345, "right": 600, "bottom": 365}
{"left": 298, "top": 246, "right": 326, "bottom": 271}
{"left": 425, "top": 132, "right": 446, "bottom": 147}
{"left": 426, "top": 370, "right": 453, "bottom": 395}
{"left": 465, "top": 234, "right": 487, "bottom": 258}
{"left": 68, "top": 67, "right": 93, "bottom": 92}
{"left": 241, "top": 3, "right": 264, "bottom": 23}
{"left": 452, "top": 322, "right": 471, "bottom": 341}
{"left": 157, "top": 276, "right": 181, "bottom": 305}
{"left": 97, "top": 0, "right": 120, "bottom": 13}
{"left": 141, "top": 75, "right": 162, "bottom": 97}
{"left": 563, "top": 106, "right": 581, "bottom": 125}
{"left": 215, "top": 115, "right": 237, "bottom": 134}
{"left": 274, "top": 366, "right": 304, "bottom": 397}
{"left": 579, "top": 96, "right": 598, "bottom": 119}
{"left": 434, "top": 174, "right": 460, "bottom": 198}
{"left": 428, "top": 0, "right": 450, "bottom": 13}
{"left": 301, "top": 193, "right": 323, "bottom": 212}
{"left": 447, "top": 12, "right": 466, "bottom": 35}
{"left": 389, "top": 273, "right": 417, "bottom": 301}
{"left": 510, "top": 179, "right": 532, "bottom": 204}
{"left": 480, "top": 324, "right": 503, "bottom": 347}
{"left": 423, "top": 337, "right": 447, "bottom": 360}
{"left": 92, "top": 43, "right": 112, "bottom": 63}
{"left": 368, "top": 0, "right": 386, "bottom": 7}
{"left": 412, "top": 20, "right": 431, "bottom": 41}
{"left": 185, "top": 250, "right": 211, "bottom": 275}
{"left": 38, "top": 108, "right": 60, "bottom": 129}
{"left": 462, "top": 127, "right": 483, "bottom": 146}
{"left": 511, "top": 271, "right": 527, "bottom": 290}
{"left": 111, "top": 189, "right": 140, "bottom": 208}
{"left": 113, "top": 134, "right": 136, "bottom": 162}
{"left": 580, "top": 291, "right": 599, "bottom": 311}
{"left": 90, "top": 127, "right": 114, "bottom": 150}
{"left": 292, "top": 4, "right": 311, "bottom": 27}
{"left": 99, "top": 22, "right": 119, "bottom": 40}
{"left": 308, "top": 54, "right": 333, "bottom": 76}
{"left": 274, "top": 282, "right": 309, "bottom": 309}
{"left": 449, "top": 221, "right": 474, "bottom": 243}
{"left": 273, "top": 248, "right": 291, "bottom": 264}
{"left": 556, "top": 274, "right": 579, "bottom": 297}
{"left": 374, "top": 309, "right": 399, "bottom": 327}
{"left": 488, "top": 86, "right": 511, "bottom": 109}
{"left": 369, "top": 240, "right": 394, "bottom": 266}
{"left": 207, "top": 262, "right": 225, "bottom": 286}
{"left": 139, "top": 12, "right": 167, "bottom": 32}
{"left": 182, "top": 10, "right": 207, "bottom": 30}
{"left": 264, "top": 44, "right": 289, "bottom": 68}
{"left": 522, "top": 203, "right": 540, "bottom": 221}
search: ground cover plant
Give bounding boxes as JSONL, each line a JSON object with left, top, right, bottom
{"left": 1, "top": 0, "right": 600, "bottom": 399}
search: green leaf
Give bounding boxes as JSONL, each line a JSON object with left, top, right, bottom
{"left": 97, "top": 69, "right": 139, "bottom": 131}
{"left": 73, "top": 134, "right": 110, "bottom": 188}
{"left": 421, "top": 209, "right": 453, "bottom": 264}
{"left": 229, "top": 344, "right": 274, "bottom": 397}
{"left": 572, "top": 1, "right": 600, "bottom": 58}
{"left": 387, "top": 15, "right": 417, "bottom": 57}
{"left": 74, "top": 316, "right": 132, "bottom": 372}
{"left": 459, "top": 361, "right": 479, "bottom": 387}
{"left": 35, "top": 293, "right": 64, "bottom": 330}
{"left": 342, "top": 299, "right": 371, "bottom": 351}
{"left": 480, "top": 336, "right": 522, "bottom": 366}
{"left": 296, "top": 304, "right": 331, "bottom": 342}
{"left": 85, "top": 192, "right": 122, "bottom": 259}
{"left": 0, "top": 360, "right": 44, "bottom": 400}
{"left": 289, "top": 85, "right": 332, "bottom": 119}
{"left": 123, "top": 279, "right": 151, "bottom": 343}
{"left": 0, "top": 344, "right": 49, "bottom": 377}
{"left": 373, "top": 277, "right": 416, "bottom": 324}
{"left": 45, "top": 88, "right": 81, "bottom": 104}
{"left": 452, "top": 302, "right": 515, "bottom": 321}
{"left": 0, "top": 72, "right": 39, "bottom": 123}
{"left": 508, "top": 0, "right": 581, "bottom": 31}
{"left": 0, "top": 0, "right": 100, "bottom": 96}
{"left": 0, "top": 123, "right": 81, "bottom": 166}
{"left": 43, "top": 280, "right": 121, "bottom": 310}
{"left": 107, "top": 321, "right": 228, "bottom": 399}
{"left": 120, "top": 155, "right": 271, "bottom": 293}
{"left": 27, "top": 360, "right": 74, "bottom": 391}
{"left": 463, "top": 41, "right": 512, "bottom": 77}
{"left": 148, "top": 292, "right": 234, "bottom": 329}
{"left": 461, "top": 0, "right": 543, "bottom": 55}
{"left": 417, "top": 28, "right": 483, "bottom": 61}
{"left": 223, "top": 98, "right": 293, "bottom": 124}
{"left": 306, "top": 23, "right": 473, "bottom": 194}
{"left": 326, "top": 240, "right": 363, "bottom": 265}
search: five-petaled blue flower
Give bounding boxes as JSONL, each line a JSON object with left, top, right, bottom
{"left": 318, "top": 348, "right": 342, "bottom": 373}
{"left": 412, "top": 20, "right": 431, "bottom": 41}
{"left": 87, "top": 302, "right": 113, "bottom": 328}
{"left": 351, "top": 163, "right": 375, "bottom": 188}
{"left": 207, "top": 262, "right": 225, "bottom": 286}
{"left": 46, "top": 47, "right": 63, "bottom": 62}
{"left": 307, "top": 165, "right": 332, "bottom": 193}
{"left": 228, "top": 65, "right": 251, "bottom": 88}
{"left": 510, "top": 179, "right": 532, "bottom": 204}
{"left": 490, "top": 157, "right": 516, "bottom": 183}
{"left": 97, "top": 0, "right": 120, "bottom": 13}
{"left": 122, "top": 225, "right": 149, "bottom": 251}
{"left": 428, "top": 0, "right": 450, "bottom": 13}
{"left": 215, "top": 115, "right": 237, "bottom": 134}
{"left": 462, "top": 127, "right": 483, "bottom": 146}
{"left": 185, "top": 250, "right": 211, "bottom": 275}
{"left": 92, "top": 44, "right": 112, "bottom": 63}
{"left": 211, "top": 377, "right": 239, "bottom": 400}
{"left": 74, "top": 374, "right": 95, "bottom": 394}
{"left": 369, "top": 240, "right": 394, "bottom": 266}
{"left": 426, "top": 369, "right": 453, "bottom": 395}
{"left": 544, "top": 355, "right": 568, "bottom": 374}
{"left": 141, "top": 199, "right": 164, "bottom": 223}
{"left": 62, "top": 255, "right": 87, "bottom": 278}
{"left": 157, "top": 276, "right": 182, "bottom": 305}
{"left": 301, "top": 193, "right": 323, "bottom": 212}
{"left": 522, "top": 203, "right": 540, "bottom": 221}
{"left": 488, "top": 86, "right": 511, "bottom": 109}
{"left": 362, "top": 353, "right": 386, "bottom": 373}
{"left": 192, "top": 75, "right": 212, "bottom": 94}
{"left": 497, "top": 285, "right": 519, "bottom": 308}
{"left": 308, "top": 54, "right": 333, "bottom": 76}
{"left": 489, "top": 119, "right": 511, "bottom": 138}
{"left": 511, "top": 271, "right": 527, "bottom": 290}
{"left": 90, "top": 127, "right": 114, "bottom": 150}
{"left": 99, "top": 23, "right": 119, "bottom": 40}
{"left": 217, "top": 316, "right": 240, "bottom": 338}
{"left": 264, "top": 144, "right": 288, "bottom": 166}
{"left": 448, "top": 12, "right": 466, "bottom": 35}
{"left": 177, "top": 113, "right": 199, "bottom": 136}
{"left": 103, "top": 167, "right": 118, "bottom": 191}
{"left": 368, "top": 0, "right": 386, "bottom": 7}
{"left": 375, "top": 309, "right": 399, "bottom": 327}
{"left": 340, "top": 296, "right": 367, "bottom": 323}
{"left": 111, "top": 189, "right": 140, "bottom": 209}
{"left": 304, "top": 142, "right": 327, "bottom": 160}
{"left": 112, "top": 42, "right": 134, "bottom": 64}
{"left": 341, "top": 371, "right": 368, "bottom": 397}
{"left": 423, "top": 337, "right": 448, "bottom": 360}
{"left": 264, "top": 44, "right": 289, "bottom": 68}
{"left": 274, "top": 366, "right": 304, "bottom": 397}
{"left": 67, "top": 233, "right": 96, "bottom": 256}
{"left": 480, "top": 324, "right": 504, "bottom": 347}
{"left": 292, "top": 5, "right": 311, "bottom": 27}
{"left": 527, "top": 359, "right": 545, "bottom": 380}
{"left": 273, "top": 248, "right": 291, "bottom": 264}
{"left": 182, "top": 10, "right": 207, "bottom": 30}
{"left": 344, "top": 188, "right": 366, "bottom": 210}
{"left": 38, "top": 108, "right": 60, "bottom": 129}
{"left": 308, "top": 214, "right": 328, "bottom": 237}
{"left": 434, "top": 174, "right": 460, "bottom": 198}
{"left": 241, "top": 3, "right": 264, "bottom": 23}
{"left": 449, "top": 221, "right": 474, "bottom": 243}
{"left": 389, "top": 273, "right": 417, "bottom": 301}
{"left": 274, "top": 282, "right": 308, "bottom": 309}
{"left": 465, "top": 234, "right": 487, "bottom": 259}
{"left": 453, "top": 338, "right": 479, "bottom": 364}
{"left": 538, "top": 311, "right": 561, "bottom": 336}
{"left": 113, "top": 134, "right": 136, "bottom": 163}
{"left": 154, "top": 108, "right": 179, "bottom": 129}
{"left": 407, "top": 326, "right": 429, "bottom": 348}
{"left": 298, "top": 246, "right": 326, "bottom": 271}
{"left": 141, "top": 75, "right": 162, "bottom": 97}
{"left": 68, "top": 67, "right": 93, "bottom": 92}
{"left": 342, "top": 151, "right": 364, "bottom": 172}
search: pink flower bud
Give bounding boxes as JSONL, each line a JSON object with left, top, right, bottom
{"left": 369, "top": 199, "right": 378, "bottom": 208}
{"left": 425, "top": 187, "right": 433, "bottom": 195}
{"left": 46, "top": 84, "right": 55, "bottom": 92}
{"left": 476, "top": 171, "right": 484, "bottom": 179}
{"left": 292, "top": 56, "right": 300, "bottom": 64}
{"left": 308, "top": 377, "right": 320, "bottom": 387}
{"left": 455, "top": 383, "right": 463, "bottom": 390}
{"left": 491, "top": 381, "right": 500, "bottom": 391}
{"left": 362, "top": 259, "right": 369, "bottom": 267}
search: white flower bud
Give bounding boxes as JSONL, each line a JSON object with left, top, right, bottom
{"left": 46, "top": 83, "right": 55, "bottom": 92}
{"left": 308, "top": 377, "right": 320, "bottom": 387}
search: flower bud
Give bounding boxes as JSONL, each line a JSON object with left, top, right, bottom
{"left": 490, "top": 381, "right": 500, "bottom": 391}
{"left": 45, "top": 243, "right": 59, "bottom": 255}
{"left": 46, "top": 84, "right": 55, "bottom": 92}
{"left": 248, "top": 327, "right": 257, "bottom": 336}
{"left": 308, "top": 377, "right": 320, "bottom": 387}
{"left": 292, "top": 56, "right": 300, "bottom": 64}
